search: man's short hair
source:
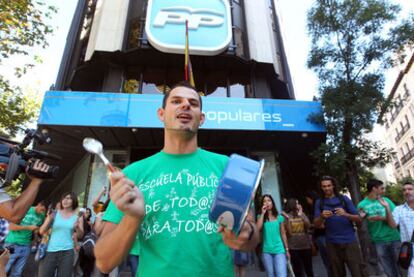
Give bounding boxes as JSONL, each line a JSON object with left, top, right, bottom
{"left": 37, "top": 200, "right": 48, "bottom": 208}
{"left": 367, "top": 179, "right": 384, "bottom": 192}
{"left": 403, "top": 181, "right": 414, "bottom": 187}
{"left": 162, "top": 81, "right": 202, "bottom": 110}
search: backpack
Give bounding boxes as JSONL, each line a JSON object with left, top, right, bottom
{"left": 398, "top": 230, "right": 414, "bottom": 269}
{"left": 81, "top": 231, "right": 97, "bottom": 258}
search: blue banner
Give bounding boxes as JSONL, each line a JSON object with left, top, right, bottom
{"left": 38, "top": 91, "right": 325, "bottom": 132}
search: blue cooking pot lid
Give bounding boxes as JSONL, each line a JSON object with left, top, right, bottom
{"left": 209, "top": 154, "right": 264, "bottom": 234}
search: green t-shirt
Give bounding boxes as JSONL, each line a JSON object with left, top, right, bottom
{"left": 262, "top": 215, "right": 285, "bottom": 254}
{"left": 357, "top": 197, "right": 400, "bottom": 243}
{"left": 104, "top": 148, "right": 233, "bottom": 277}
{"left": 102, "top": 207, "right": 141, "bottom": 255}
{"left": 6, "top": 207, "right": 45, "bottom": 245}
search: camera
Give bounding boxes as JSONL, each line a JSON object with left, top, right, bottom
{"left": 0, "top": 245, "right": 14, "bottom": 255}
{"left": 0, "top": 128, "right": 60, "bottom": 187}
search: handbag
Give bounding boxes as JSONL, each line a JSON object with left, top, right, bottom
{"left": 398, "top": 229, "right": 414, "bottom": 269}
{"left": 35, "top": 214, "right": 55, "bottom": 262}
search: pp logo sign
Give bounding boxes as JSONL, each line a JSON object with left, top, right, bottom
{"left": 145, "top": 0, "right": 232, "bottom": 56}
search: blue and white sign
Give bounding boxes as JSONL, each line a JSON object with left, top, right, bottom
{"left": 38, "top": 91, "right": 325, "bottom": 133}
{"left": 145, "top": 0, "right": 232, "bottom": 55}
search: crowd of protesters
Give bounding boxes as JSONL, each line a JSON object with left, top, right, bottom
{"left": 0, "top": 83, "right": 413, "bottom": 277}
{"left": 2, "top": 176, "right": 411, "bottom": 277}
{"left": 252, "top": 177, "right": 414, "bottom": 277}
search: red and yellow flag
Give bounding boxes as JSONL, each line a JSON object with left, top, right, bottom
{"left": 184, "top": 20, "right": 195, "bottom": 87}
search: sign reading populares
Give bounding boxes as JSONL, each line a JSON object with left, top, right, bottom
{"left": 38, "top": 91, "right": 325, "bottom": 133}
{"left": 145, "top": 0, "right": 232, "bottom": 55}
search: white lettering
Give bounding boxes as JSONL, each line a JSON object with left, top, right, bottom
{"left": 153, "top": 8, "right": 224, "bottom": 30}
{"left": 145, "top": 200, "right": 161, "bottom": 213}
{"left": 203, "top": 110, "right": 283, "bottom": 124}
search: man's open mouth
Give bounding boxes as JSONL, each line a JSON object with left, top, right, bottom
{"left": 177, "top": 113, "right": 192, "bottom": 121}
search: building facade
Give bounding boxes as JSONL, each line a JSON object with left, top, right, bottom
{"left": 384, "top": 52, "right": 414, "bottom": 180}
{"left": 36, "top": 0, "right": 325, "bottom": 211}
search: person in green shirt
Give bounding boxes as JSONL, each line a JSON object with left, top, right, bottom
{"left": 357, "top": 179, "right": 401, "bottom": 277}
{"left": 5, "top": 201, "right": 46, "bottom": 276}
{"left": 257, "top": 194, "right": 289, "bottom": 277}
{"left": 95, "top": 81, "right": 259, "bottom": 277}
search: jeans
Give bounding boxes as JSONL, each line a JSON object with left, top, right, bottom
{"left": 5, "top": 244, "right": 31, "bottom": 277}
{"left": 262, "top": 253, "right": 287, "bottom": 277}
{"left": 127, "top": 254, "right": 139, "bottom": 277}
{"left": 374, "top": 240, "right": 401, "bottom": 277}
{"left": 38, "top": 249, "right": 75, "bottom": 277}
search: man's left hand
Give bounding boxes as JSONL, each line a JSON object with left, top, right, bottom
{"left": 218, "top": 220, "right": 257, "bottom": 251}
{"left": 334, "top": 207, "right": 347, "bottom": 216}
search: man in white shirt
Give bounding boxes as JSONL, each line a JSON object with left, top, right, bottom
{"left": 380, "top": 181, "right": 414, "bottom": 275}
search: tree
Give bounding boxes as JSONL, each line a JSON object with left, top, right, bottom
{"left": 307, "top": 0, "right": 414, "bottom": 262}
{"left": 0, "top": 0, "right": 56, "bottom": 137}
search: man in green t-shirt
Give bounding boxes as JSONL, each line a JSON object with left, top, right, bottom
{"left": 95, "top": 81, "right": 259, "bottom": 277}
{"left": 357, "top": 179, "right": 401, "bottom": 277}
{"left": 5, "top": 201, "right": 46, "bottom": 276}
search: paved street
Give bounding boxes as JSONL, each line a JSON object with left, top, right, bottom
{"left": 245, "top": 253, "right": 387, "bottom": 277}
{"left": 23, "top": 250, "right": 388, "bottom": 277}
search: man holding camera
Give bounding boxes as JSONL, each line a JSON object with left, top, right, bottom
{"left": 95, "top": 82, "right": 259, "bottom": 276}
{"left": 314, "top": 176, "right": 367, "bottom": 277}
{"left": 0, "top": 160, "right": 50, "bottom": 224}
{"left": 4, "top": 201, "right": 46, "bottom": 277}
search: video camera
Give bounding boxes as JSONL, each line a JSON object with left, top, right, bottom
{"left": 0, "top": 128, "right": 61, "bottom": 187}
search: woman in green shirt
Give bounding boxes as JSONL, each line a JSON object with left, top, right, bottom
{"left": 257, "top": 194, "right": 289, "bottom": 276}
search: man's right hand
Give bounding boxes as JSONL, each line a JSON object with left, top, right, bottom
{"left": 26, "top": 160, "right": 50, "bottom": 183}
{"left": 109, "top": 172, "right": 145, "bottom": 219}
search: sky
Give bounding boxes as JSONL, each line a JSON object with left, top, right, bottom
{"left": 6, "top": 0, "right": 414, "bottom": 102}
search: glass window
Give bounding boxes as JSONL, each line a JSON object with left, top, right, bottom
{"left": 208, "top": 87, "right": 227, "bottom": 97}
{"left": 229, "top": 83, "right": 245, "bottom": 98}
{"left": 142, "top": 68, "right": 166, "bottom": 94}
{"left": 142, "top": 82, "right": 164, "bottom": 94}
{"left": 87, "top": 150, "right": 129, "bottom": 207}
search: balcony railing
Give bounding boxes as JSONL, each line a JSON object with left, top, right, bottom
{"left": 394, "top": 160, "right": 401, "bottom": 169}
{"left": 390, "top": 102, "right": 404, "bottom": 124}
{"left": 395, "top": 123, "right": 410, "bottom": 143}
{"left": 401, "top": 148, "right": 414, "bottom": 165}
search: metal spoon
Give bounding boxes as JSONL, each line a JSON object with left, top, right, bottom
{"left": 82, "top": 138, "right": 115, "bottom": 173}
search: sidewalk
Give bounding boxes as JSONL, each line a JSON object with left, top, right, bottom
{"left": 246, "top": 254, "right": 328, "bottom": 277}
{"left": 245, "top": 254, "right": 386, "bottom": 277}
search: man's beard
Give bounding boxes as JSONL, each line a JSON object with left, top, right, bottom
{"left": 166, "top": 125, "right": 198, "bottom": 137}
{"left": 406, "top": 194, "right": 414, "bottom": 203}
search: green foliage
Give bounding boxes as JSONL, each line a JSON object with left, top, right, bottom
{"left": 0, "top": 0, "right": 56, "bottom": 136}
{"left": 307, "top": 0, "right": 414, "bottom": 190}
{"left": 4, "top": 174, "right": 25, "bottom": 199}
{"left": 0, "top": 77, "right": 40, "bottom": 137}
{"left": 0, "top": 0, "right": 55, "bottom": 60}
{"left": 383, "top": 181, "right": 406, "bottom": 205}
